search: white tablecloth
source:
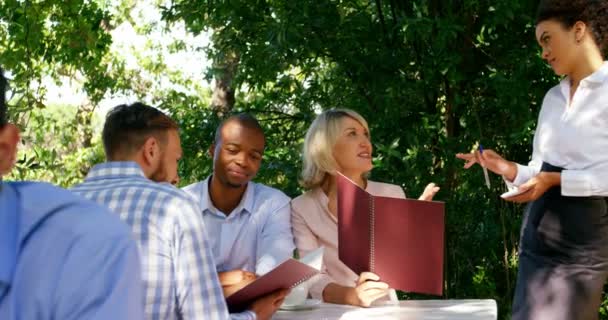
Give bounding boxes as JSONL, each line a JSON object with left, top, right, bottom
{"left": 273, "top": 299, "right": 497, "bottom": 320}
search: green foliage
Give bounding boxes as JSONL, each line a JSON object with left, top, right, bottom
{"left": 6, "top": 104, "right": 104, "bottom": 187}
{"left": 6, "top": 1, "right": 608, "bottom": 319}
{"left": 163, "top": 1, "right": 561, "bottom": 318}
{"left": 0, "top": 0, "right": 116, "bottom": 114}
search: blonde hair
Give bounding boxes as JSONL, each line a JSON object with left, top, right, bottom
{"left": 300, "top": 108, "right": 370, "bottom": 189}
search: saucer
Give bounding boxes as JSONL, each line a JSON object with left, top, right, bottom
{"left": 279, "top": 299, "right": 321, "bottom": 311}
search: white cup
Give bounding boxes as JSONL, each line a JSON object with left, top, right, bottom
{"left": 282, "top": 284, "right": 308, "bottom": 306}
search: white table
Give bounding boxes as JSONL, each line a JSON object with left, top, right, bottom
{"left": 273, "top": 299, "right": 497, "bottom": 320}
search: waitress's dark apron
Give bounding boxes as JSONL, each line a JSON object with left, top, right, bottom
{"left": 512, "top": 163, "right": 608, "bottom": 320}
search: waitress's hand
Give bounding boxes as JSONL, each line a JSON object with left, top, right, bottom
{"left": 456, "top": 149, "right": 518, "bottom": 181}
{"left": 503, "top": 172, "right": 561, "bottom": 203}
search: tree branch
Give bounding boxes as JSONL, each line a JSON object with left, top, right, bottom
{"left": 373, "top": 0, "right": 390, "bottom": 45}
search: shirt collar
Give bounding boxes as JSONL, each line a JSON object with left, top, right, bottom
{"left": 561, "top": 61, "right": 608, "bottom": 92}
{"left": 199, "top": 176, "right": 255, "bottom": 218}
{"left": 583, "top": 61, "right": 608, "bottom": 84}
{"left": 84, "top": 161, "right": 147, "bottom": 181}
{"left": 0, "top": 183, "right": 20, "bottom": 287}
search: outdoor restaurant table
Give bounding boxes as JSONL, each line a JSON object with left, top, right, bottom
{"left": 273, "top": 299, "right": 497, "bottom": 320}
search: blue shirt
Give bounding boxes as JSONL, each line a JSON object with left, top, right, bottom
{"left": 182, "top": 177, "right": 295, "bottom": 275}
{"left": 72, "top": 162, "right": 255, "bottom": 320}
{"left": 0, "top": 181, "right": 143, "bottom": 320}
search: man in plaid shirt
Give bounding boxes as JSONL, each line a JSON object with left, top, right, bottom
{"left": 72, "top": 103, "right": 287, "bottom": 320}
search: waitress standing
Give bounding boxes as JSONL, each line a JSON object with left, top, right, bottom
{"left": 457, "top": 0, "right": 608, "bottom": 319}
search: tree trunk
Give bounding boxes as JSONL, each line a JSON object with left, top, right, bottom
{"left": 77, "top": 101, "right": 95, "bottom": 149}
{"left": 211, "top": 51, "right": 239, "bottom": 116}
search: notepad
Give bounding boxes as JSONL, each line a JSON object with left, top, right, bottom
{"left": 500, "top": 187, "right": 527, "bottom": 199}
{"left": 337, "top": 173, "right": 445, "bottom": 296}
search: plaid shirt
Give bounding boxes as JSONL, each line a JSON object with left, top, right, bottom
{"left": 72, "top": 162, "right": 256, "bottom": 320}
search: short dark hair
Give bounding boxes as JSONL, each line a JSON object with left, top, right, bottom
{"left": 214, "top": 113, "right": 265, "bottom": 146}
{"left": 536, "top": 0, "right": 608, "bottom": 57}
{"left": 102, "top": 102, "right": 179, "bottom": 160}
{"left": 0, "top": 67, "right": 7, "bottom": 128}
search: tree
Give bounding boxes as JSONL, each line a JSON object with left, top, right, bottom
{"left": 7, "top": 1, "right": 606, "bottom": 318}
{"left": 163, "top": 1, "right": 561, "bottom": 317}
{"left": 0, "top": 0, "right": 117, "bottom": 113}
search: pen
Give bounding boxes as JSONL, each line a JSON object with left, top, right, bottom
{"left": 478, "top": 144, "right": 491, "bottom": 189}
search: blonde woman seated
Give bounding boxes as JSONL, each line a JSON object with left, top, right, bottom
{"left": 291, "top": 108, "right": 440, "bottom": 307}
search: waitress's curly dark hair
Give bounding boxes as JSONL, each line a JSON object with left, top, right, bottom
{"left": 536, "top": 0, "right": 608, "bottom": 57}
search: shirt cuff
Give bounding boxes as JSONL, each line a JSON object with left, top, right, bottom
{"left": 510, "top": 163, "right": 534, "bottom": 186}
{"left": 561, "top": 170, "right": 593, "bottom": 197}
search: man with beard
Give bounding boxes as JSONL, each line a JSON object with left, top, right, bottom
{"left": 182, "top": 114, "right": 294, "bottom": 297}
{"left": 72, "top": 103, "right": 287, "bottom": 320}
{"left": 0, "top": 69, "right": 143, "bottom": 319}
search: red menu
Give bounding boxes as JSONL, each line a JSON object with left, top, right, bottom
{"left": 337, "top": 173, "right": 445, "bottom": 295}
{"left": 226, "top": 259, "right": 319, "bottom": 312}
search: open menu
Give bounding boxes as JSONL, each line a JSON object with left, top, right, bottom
{"left": 226, "top": 252, "right": 321, "bottom": 312}
{"left": 337, "top": 173, "right": 445, "bottom": 295}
